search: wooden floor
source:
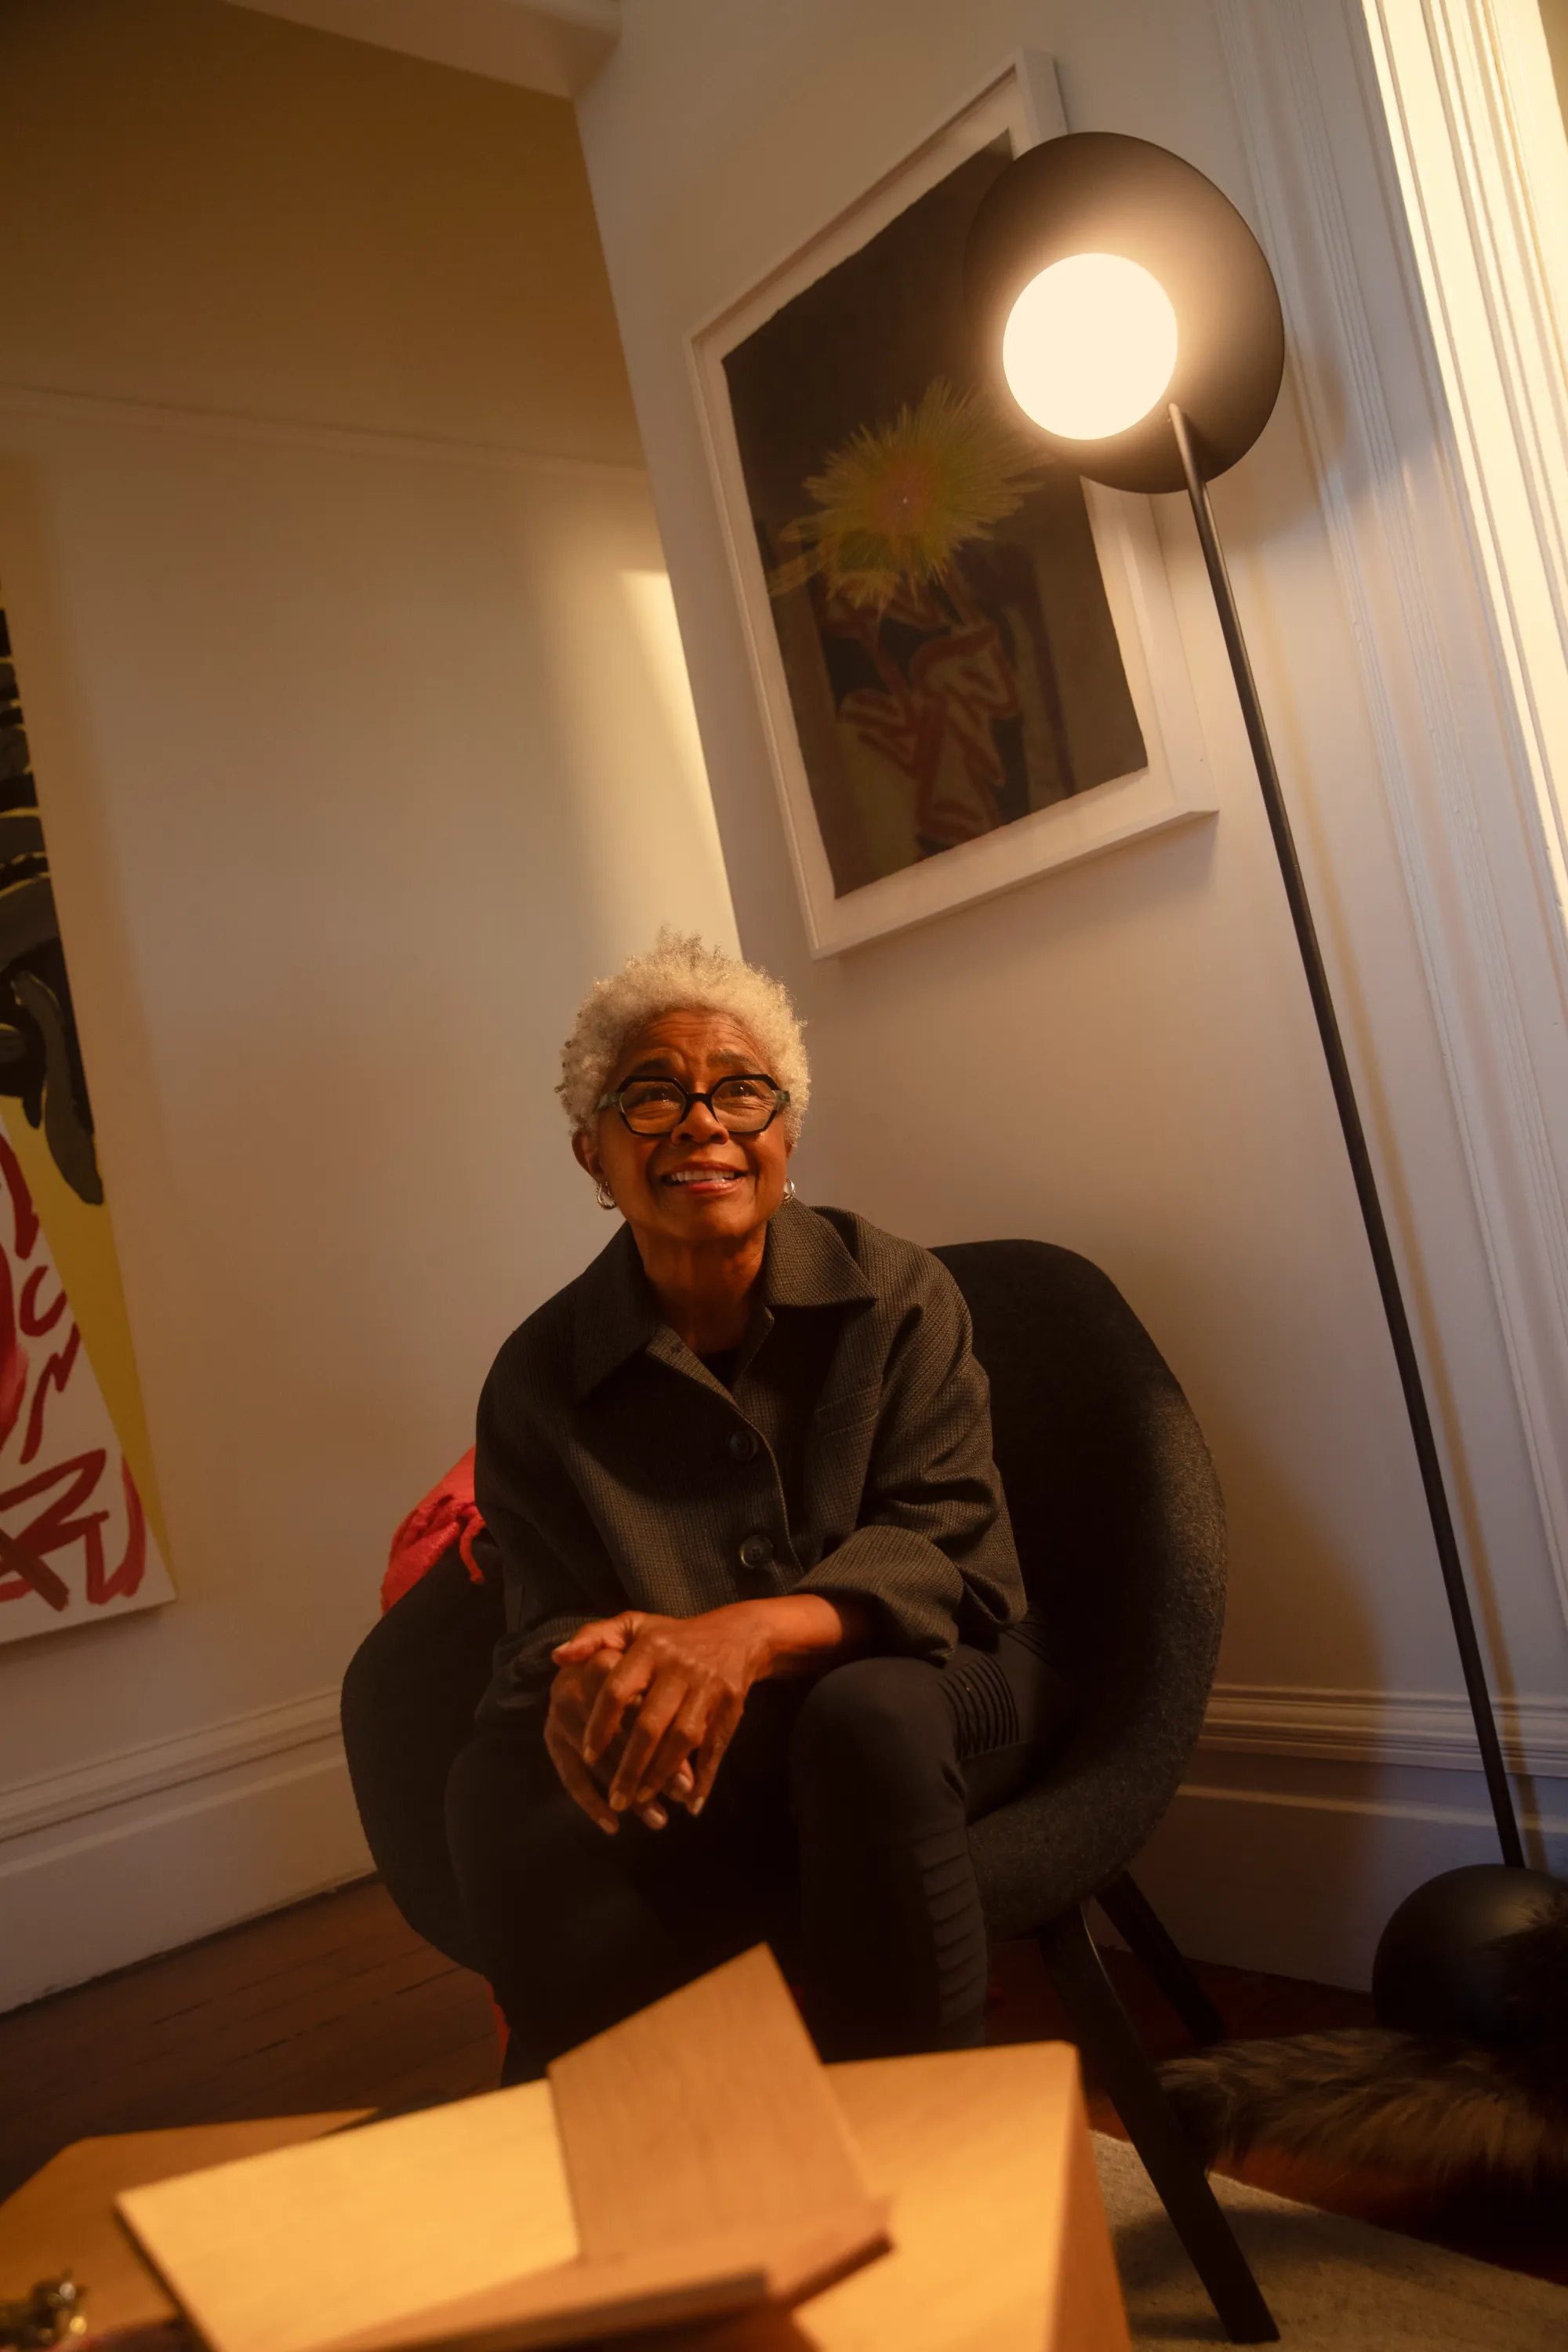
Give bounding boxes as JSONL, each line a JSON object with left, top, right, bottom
{"left": 2, "top": 1878, "right": 1562, "bottom": 2290}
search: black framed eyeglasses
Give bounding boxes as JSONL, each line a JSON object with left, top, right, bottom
{"left": 597, "top": 1074, "right": 789, "bottom": 1136}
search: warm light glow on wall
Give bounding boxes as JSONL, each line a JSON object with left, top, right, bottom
{"left": 1000, "top": 252, "right": 1178, "bottom": 439}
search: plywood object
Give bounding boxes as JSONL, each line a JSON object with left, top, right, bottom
{"left": 116, "top": 1949, "right": 887, "bottom": 2352}
{"left": 9, "top": 2038, "right": 1129, "bottom": 2352}
{"left": 817, "top": 2047, "right": 1131, "bottom": 2352}
{"left": 664, "top": 2044, "right": 1130, "bottom": 2352}
{"left": 549, "top": 1944, "right": 884, "bottom": 2303}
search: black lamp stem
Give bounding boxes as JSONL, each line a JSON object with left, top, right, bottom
{"left": 1168, "top": 401, "right": 1525, "bottom": 1869}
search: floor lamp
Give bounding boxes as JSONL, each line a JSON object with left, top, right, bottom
{"left": 964, "top": 132, "right": 1560, "bottom": 1971}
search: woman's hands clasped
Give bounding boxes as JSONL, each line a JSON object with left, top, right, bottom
{"left": 549, "top": 1604, "right": 772, "bottom": 1829}
{"left": 543, "top": 1592, "right": 866, "bottom": 1833}
{"left": 541, "top": 1646, "right": 693, "bottom": 1836}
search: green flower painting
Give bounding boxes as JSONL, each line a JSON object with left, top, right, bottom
{"left": 724, "top": 140, "right": 1146, "bottom": 895}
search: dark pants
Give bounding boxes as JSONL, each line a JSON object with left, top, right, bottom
{"left": 343, "top": 1551, "right": 1072, "bottom": 2074}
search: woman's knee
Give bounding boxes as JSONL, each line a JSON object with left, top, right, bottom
{"left": 444, "top": 1730, "right": 691, "bottom": 2061}
{"left": 790, "top": 1654, "right": 958, "bottom": 1820}
{"left": 445, "top": 1729, "right": 564, "bottom": 1867}
{"left": 445, "top": 1729, "right": 632, "bottom": 1944}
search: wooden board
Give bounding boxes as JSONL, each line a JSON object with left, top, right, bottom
{"left": 549, "top": 1945, "right": 887, "bottom": 2299}
{"left": 10, "top": 2040, "right": 1130, "bottom": 2352}
{"left": 813, "top": 2047, "right": 1130, "bottom": 2352}
{"left": 685, "top": 2047, "right": 1131, "bottom": 2352}
{"left": 310, "top": 2235, "right": 774, "bottom": 2352}
{"left": 0, "top": 2114, "right": 370, "bottom": 2334}
{"left": 116, "top": 1951, "right": 887, "bottom": 2352}
{"left": 2, "top": 2122, "right": 771, "bottom": 2352}
{"left": 118, "top": 2083, "right": 579, "bottom": 2352}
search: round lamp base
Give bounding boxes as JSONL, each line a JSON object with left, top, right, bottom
{"left": 1372, "top": 1864, "right": 1566, "bottom": 2044}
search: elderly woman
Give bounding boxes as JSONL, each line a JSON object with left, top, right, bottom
{"left": 352, "top": 932, "right": 1071, "bottom": 2075}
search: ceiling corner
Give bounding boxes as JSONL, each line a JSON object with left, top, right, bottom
{"left": 220, "top": 0, "right": 622, "bottom": 100}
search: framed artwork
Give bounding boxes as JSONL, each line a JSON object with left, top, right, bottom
{"left": 0, "top": 593, "right": 175, "bottom": 1645}
{"left": 690, "top": 54, "right": 1215, "bottom": 955}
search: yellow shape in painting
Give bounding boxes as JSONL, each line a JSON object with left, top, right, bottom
{"left": 0, "top": 1102, "right": 169, "bottom": 1561}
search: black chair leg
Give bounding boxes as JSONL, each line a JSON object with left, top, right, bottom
{"left": 1098, "top": 1871, "right": 1228, "bottom": 2046}
{"left": 1038, "top": 1905, "right": 1278, "bottom": 2344}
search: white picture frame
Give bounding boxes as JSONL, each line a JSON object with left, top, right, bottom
{"left": 688, "top": 53, "right": 1217, "bottom": 957}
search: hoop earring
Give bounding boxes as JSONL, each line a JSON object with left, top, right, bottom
{"left": 594, "top": 1178, "right": 617, "bottom": 1212}
{"left": 782, "top": 1178, "right": 797, "bottom": 1203}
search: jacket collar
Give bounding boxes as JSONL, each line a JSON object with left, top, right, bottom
{"left": 762, "top": 1196, "right": 875, "bottom": 1311}
{"left": 569, "top": 1199, "right": 873, "bottom": 1402}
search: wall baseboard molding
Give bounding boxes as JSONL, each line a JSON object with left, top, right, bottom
{"left": 0, "top": 1688, "right": 344, "bottom": 1843}
{"left": 1200, "top": 1681, "right": 1568, "bottom": 1775}
{"left": 1128, "top": 1777, "right": 1567, "bottom": 1987}
{"left": 0, "top": 1687, "right": 371, "bottom": 2010}
{"left": 0, "top": 1748, "right": 372, "bottom": 2013}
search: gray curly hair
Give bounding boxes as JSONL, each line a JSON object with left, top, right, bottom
{"left": 558, "top": 929, "right": 810, "bottom": 1143}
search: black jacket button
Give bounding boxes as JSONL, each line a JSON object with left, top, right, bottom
{"left": 728, "top": 1428, "right": 759, "bottom": 1463}
{"left": 738, "top": 1532, "right": 775, "bottom": 1572}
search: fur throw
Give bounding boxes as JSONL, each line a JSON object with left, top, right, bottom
{"left": 1160, "top": 1893, "right": 1568, "bottom": 2191}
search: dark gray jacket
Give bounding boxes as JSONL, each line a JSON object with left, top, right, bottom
{"left": 474, "top": 1200, "right": 1025, "bottom": 1719}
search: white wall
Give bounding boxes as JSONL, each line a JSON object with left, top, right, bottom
{"left": 577, "top": 0, "right": 1568, "bottom": 1983}
{"left": 0, "top": 0, "right": 735, "bottom": 2008}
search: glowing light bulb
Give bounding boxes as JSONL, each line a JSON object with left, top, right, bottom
{"left": 1001, "top": 252, "right": 1178, "bottom": 440}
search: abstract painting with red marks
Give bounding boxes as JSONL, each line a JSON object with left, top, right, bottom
{"left": 723, "top": 139, "right": 1146, "bottom": 897}
{"left": 0, "top": 601, "right": 174, "bottom": 1644}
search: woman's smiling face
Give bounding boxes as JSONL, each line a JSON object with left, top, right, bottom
{"left": 574, "top": 1007, "right": 792, "bottom": 1250}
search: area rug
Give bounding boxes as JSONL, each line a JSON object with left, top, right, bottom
{"left": 1091, "top": 2132, "right": 1568, "bottom": 2349}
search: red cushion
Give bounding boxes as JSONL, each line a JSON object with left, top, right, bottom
{"left": 381, "top": 1448, "right": 488, "bottom": 1613}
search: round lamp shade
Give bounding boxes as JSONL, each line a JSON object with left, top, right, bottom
{"left": 964, "top": 132, "right": 1284, "bottom": 493}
